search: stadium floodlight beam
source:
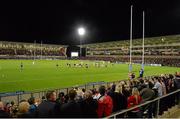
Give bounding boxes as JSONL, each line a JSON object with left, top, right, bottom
{"left": 77, "top": 27, "right": 86, "bottom": 57}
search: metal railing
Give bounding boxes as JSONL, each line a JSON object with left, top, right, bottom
{"left": 0, "top": 81, "right": 112, "bottom": 104}
{"left": 106, "top": 89, "right": 180, "bottom": 118}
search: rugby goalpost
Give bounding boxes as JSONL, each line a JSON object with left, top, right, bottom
{"left": 129, "top": 5, "right": 145, "bottom": 73}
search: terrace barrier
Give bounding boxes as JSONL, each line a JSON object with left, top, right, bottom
{"left": 105, "top": 89, "right": 180, "bottom": 118}
{"left": 0, "top": 80, "right": 111, "bottom": 104}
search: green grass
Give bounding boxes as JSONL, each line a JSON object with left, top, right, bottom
{"left": 0, "top": 60, "right": 179, "bottom": 93}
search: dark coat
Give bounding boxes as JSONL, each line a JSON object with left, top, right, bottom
{"left": 174, "top": 76, "right": 180, "bottom": 89}
{"left": 0, "top": 110, "right": 10, "bottom": 118}
{"left": 140, "top": 88, "right": 155, "bottom": 102}
{"left": 112, "top": 92, "right": 127, "bottom": 112}
{"left": 37, "top": 100, "right": 56, "bottom": 117}
{"left": 81, "top": 98, "right": 98, "bottom": 118}
{"left": 60, "top": 100, "right": 82, "bottom": 118}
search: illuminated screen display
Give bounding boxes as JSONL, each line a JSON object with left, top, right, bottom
{"left": 71, "top": 52, "right": 79, "bottom": 57}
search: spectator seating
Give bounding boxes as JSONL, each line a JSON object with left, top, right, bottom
{"left": 84, "top": 34, "right": 180, "bottom": 57}
{"left": 0, "top": 41, "right": 67, "bottom": 57}
{"left": 0, "top": 72, "right": 179, "bottom": 118}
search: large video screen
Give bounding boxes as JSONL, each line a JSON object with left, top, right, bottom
{"left": 71, "top": 52, "right": 79, "bottom": 57}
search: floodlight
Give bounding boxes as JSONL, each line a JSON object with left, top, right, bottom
{"left": 78, "top": 27, "right": 85, "bottom": 36}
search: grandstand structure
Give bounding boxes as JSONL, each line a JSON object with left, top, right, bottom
{"left": 0, "top": 34, "right": 180, "bottom": 66}
{"left": 82, "top": 34, "right": 180, "bottom": 67}
{"left": 0, "top": 41, "right": 67, "bottom": 59}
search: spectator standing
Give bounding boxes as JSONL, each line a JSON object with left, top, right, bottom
{"left": 97, "top": 85, "right": 113, "bottom": 118}
{"left": 153, "top": 78, "right": 163, "bottom": 97}
{"left": 17, "top": 101, "right": 31, "bottom": 118}
{"left": 37, "top": 90, "right": 56, "bottom": 117}
{"left": 0, "top": 101, "right": 10, "bottom": 118}
{"left": 81, "top": 90, "right": 98, "bottom": 118}
{"left": 140, "top": 83, "right": 155, "bottom": 118}
{"left": 127, "top": 87, "right": 142, "bottom": 118}
{"left": 54, "top": 92, "right": 65, "bottom": 117}
{"left": 174, "top": 72, "right": 180, "bottom": 108}
{"left": 112, "top": 84, "right": 127, "bottom": 112}
{"left": 140, "top": 83, "right": 155, "bottom": 103}
{"left": 28, "top": 97, "right": 37, "bottom": 117}
{"left": 60, "top": 89, "right": 82, "bottom": 118}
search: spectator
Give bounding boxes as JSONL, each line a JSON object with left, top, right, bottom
{"left": 41, "top": 96, "right": 46, "bottom": 102}
{"left": 174, "top": 72, "right": 180, "bottom": 89}
{"left": 92, "top": 88, "right": 101, "bottom": 100}
{"left": 159, "top": 78, "right": 167, "bottom": 95}
{"left": 64, "top": 94, "right": 69, "bottom": 103}
{"left": 76, "top": 88, "right": 84, "bottom": 101}
{"left": 127, "top": 87, "right": 142, "bottom": 118}
{"left": 81, "top": 90, "right": 98, "bottom": 118}
{"left": 153, "top": 78, "right": 163, "bottom": 97}
{"left": 28, "top": 97, "right": 37, "bottom": 117}
{"left": 122, "top": 84, "right": 131, "bottom": 98}
{"left": 174, "top": 72, "right": 180, "bottom": 108}
{"left": 82, "top": 88, "right": 86, "bottom": 93}
{"left": 140, "top": 83, "right": 155, "bottom": 103}
{"left": 60, "top": 89, "right": 82, "bottom": 118}
{"left": 37, "top": 90, "right": 56, "bottom": 117}
{"left": 16, "top": 101, "right": 31, "bottom": 118}
{"left": 4, "top": 102, "right": 13, "bottom": 116}
{"left": 112, "top": 84, "right": 127, "bottom": 112}
{"left": 54, "top": 92, "right": 65, "bottom": 117}
{"left": 97, "top": 85, "right": 113, "bottom": 118}
{"left": 140, "top": 83, "right": 155, "bottom": 118}
{"left": 159, "top": 77, "right": 168, "bottom": 113}
{"left": 56, "top": 92, "right": 65, "bottom": 104}
{"left": 0, "top": 101, "right": 10, "bottom": 118}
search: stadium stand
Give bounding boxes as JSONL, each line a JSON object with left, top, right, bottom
{"left": 0, "top": 73, "right": 179, "bottom": 118}
{"left": 0, "top": 41, "right": 67, "bottom": 59}
{"left": 82, "top": 34, "right": 180, "bottom": 67}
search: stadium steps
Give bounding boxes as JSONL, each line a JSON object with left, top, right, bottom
{"left": 158, "top": 105, "right": 180, "bottom": 118}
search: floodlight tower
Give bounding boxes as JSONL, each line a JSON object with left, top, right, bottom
{"left": 77, "top": 27, "right": 86, "bottom": 57}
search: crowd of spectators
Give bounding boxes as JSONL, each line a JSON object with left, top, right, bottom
{"left": 0, "top": 48, "right": 66, "bottom": 56}
{"left": 0, "top": 72, "right": 179, "bottom": 118}
{"left": 82, "top": 56, "right": 180, "bottom": 67}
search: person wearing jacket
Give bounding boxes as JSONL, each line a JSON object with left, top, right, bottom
{"left": 97, "top": 85, "right": 113, "bottom": 118}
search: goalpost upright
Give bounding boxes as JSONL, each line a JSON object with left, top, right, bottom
{"left": 34, "top": 40, "right": 36, "bottom": 61}
{"left": 41, "top": 40, "right": 42, "bottom": 60}
{"left": 142, "top": 11, "right": 145, "bottom": 70}
{"left": 129, "top": 5, "right": 133, "bottom": 73}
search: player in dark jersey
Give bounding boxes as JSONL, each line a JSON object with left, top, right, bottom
{"left": 56, "top": 63, "right": 59, "bottom": 68}
{"left": 20, "top": 62, "right": 23, "bottom": 71}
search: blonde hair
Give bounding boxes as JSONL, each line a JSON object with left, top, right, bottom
{"left": 115, "top": 84, "right": 122, "bottom": 94}
{"left": 84, "top": 90, "right": 93, "bottom": 99}
{"left": 18, "top": 101, "right": 30, "bottom": 113}
{"left": 132, "top": 87, "right": 140, "bottom": 96}
{"left": 0, "top": 101, "right": 4, "bottom": 110}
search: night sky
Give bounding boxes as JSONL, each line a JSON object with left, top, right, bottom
{"left": 0, "top": 0, "right": 180, "bottom": 45}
